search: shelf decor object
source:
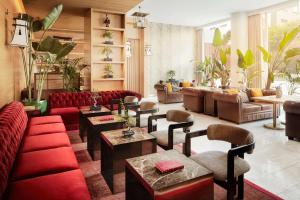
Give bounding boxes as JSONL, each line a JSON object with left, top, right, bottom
{"left": 104, "top": 14, "right": 110, "bottom": 27}
{"left": 85, "top": 9, "right": 126, "bottom": 91}
{"left": 131, "top": 6, "right": 149, "bottom": 29}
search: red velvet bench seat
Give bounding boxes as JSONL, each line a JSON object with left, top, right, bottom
{"left": 48, "top": 90, "right": 142, "bottom": 131}
{"left": 0, "top": 101, "right": 90, "bottom": 200}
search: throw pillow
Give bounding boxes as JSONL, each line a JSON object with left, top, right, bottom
{"left": 182, "top": 81, "right": 191, "bottom": 88}
{"left": 240, "top": 90, "right": 250, "bottom": 103}
{"left": 223, "top": 89, "right": 239, "bottom": 95}
{"left": 166, "top": 83, "right": 172, "bottom": 93}
{"left": 250, "top": 88, "right": 263, "bottom": 97}
{"left": 172, "top": 85, "right": 181, "bottom": 92}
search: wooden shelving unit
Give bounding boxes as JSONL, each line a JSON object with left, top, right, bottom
{"left": 85, "top": 8, "right": 126, "bottom": 91}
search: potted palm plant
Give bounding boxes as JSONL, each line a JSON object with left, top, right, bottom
{"left": 167, "top": 70, "right": 176, "bottom": 83}
{"left": 211, "top": 28, "right": 231, "bottom": 88}
{"left": 102, "top": 46, "right": 113, "bottom": 61}
{"left": 61, "top": 58, "right": 82, "bottom": 91}
{"left": 258, "top": 27, "right": 300, "bottom": 90}
{"left": 103, "top": 30, "right": 113, "bottom": 45}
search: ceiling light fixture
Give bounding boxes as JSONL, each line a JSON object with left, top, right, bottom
{"left": 131, "top": 6, "right": 149, "bottom": 29}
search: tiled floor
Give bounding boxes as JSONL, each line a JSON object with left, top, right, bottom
{"left": 155, "top": 101, "right": 300, "bottom": 200}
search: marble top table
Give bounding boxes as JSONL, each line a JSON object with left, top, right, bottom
{"left": 86, "top": 115, "right": 126, "bottom": 160}
{"left": 79, "top": 107, "right": 111, "bottom": 142}
{"left": 101, "top": 128, "right": 156, "bottom": 193}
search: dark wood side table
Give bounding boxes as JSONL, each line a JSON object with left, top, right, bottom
{"left": 125, "top": 150, "right": 214, "bottom": 200}
{"left": 79, "top": 107, "right": 111, "bottom": 142}
{"left": 87, "top": 115, "right": 126, "bottom": 160}
{"left": 101, "top": 128, "right": 156, "bottom": 194}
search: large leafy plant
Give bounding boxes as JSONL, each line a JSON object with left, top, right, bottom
{"left": 211, "top": 28, "right": 231, "bottom": 88}
{"left": 278, "top": 61, "right": 300, "bottom": 95}
{"left": 60, "top": 58, "right": 82, "bottom": 91}
{"left": 236, "top": 49, "right": 259, "bottom": 87}
{"left": 258, "top": 27, "right": 300, "bottom": 89}
{"left": 31, "top": 4, "right": 76, "bottom": 102}
{"left": 192, "top": 57, "right": 213, "bottom": 86}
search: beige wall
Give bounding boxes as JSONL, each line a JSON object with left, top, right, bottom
{"left": 0, "top": 0, "right": 25, "bottom": 108}
{"left": 144, "top": 22, "right": 197, "bottom": 96}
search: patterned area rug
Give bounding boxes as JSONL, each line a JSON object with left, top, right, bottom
{"left": 68, "top": 131, "right": 282, "bottom": 200}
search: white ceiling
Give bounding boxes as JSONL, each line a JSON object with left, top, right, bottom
{"left": 128, "top": 0, "right": 290, "bottom": 27}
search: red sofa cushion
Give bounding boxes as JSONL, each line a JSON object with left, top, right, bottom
{"left": 29, "top": 115, "right": 63, "bottom": 126}
{"left": 20, "top": 133, "right": 71, "bottom": 153}
{"left": 49, "top": 107, "right": 79, "bottom": 131}
{"left": 11, "top": 147, "right": 79, "bottom": 181}
{"left": 0, "top": 101, "right": 27, "bottom": 197}
{"left": 6, "top": 169, "right": 91, "bottom": 200}
{"left": 48, "top": 92, "right": 93, "bottom": 108}
{"left": 27, "top": 123, "right": 66, "bottom": 136}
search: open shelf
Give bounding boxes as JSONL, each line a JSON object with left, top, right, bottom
{"left": 93, "top": 61, "right": 125, "bottom": 64}
{"left": 93, "top": 44, "right": 125, "bottom": 48}
{"left": 93, "top": 26, "right": 125, "bottom": 32}
{"left": 93, "top": 78, "right": 125, "bottom": 81}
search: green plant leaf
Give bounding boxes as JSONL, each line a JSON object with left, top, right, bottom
{"left": 43, "top": 4, "right": 63, "bottom": 30}
{"left": 56, "top": 42, "right": 76, "bottom": 60}
{"left": 213, "top": 28, "right": 223, "bottom": 47}
{"left": 258, "top": 46, "right": 271, "bottom": 63}
{"left": 284, "top": 48, "right": 300, "bottom": 62}
{"left": 236, "top": 49, "right": 245, "bottom": 69}
{"left": 279, "top": 27, "right": 300, "bottom": 52}
{"left": 244, "top": 49, "right": 254, "bottom": 66}
{"left": 220, "top": 49, "right": 227, "bottom": 65}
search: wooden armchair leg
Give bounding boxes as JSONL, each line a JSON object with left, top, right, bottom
{"left": 227, "top": 179, "right": 235, "bottom": 200}
{"left": 238, "top": 175, "right": 244, "bottom": 199}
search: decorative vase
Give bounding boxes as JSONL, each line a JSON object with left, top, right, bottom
{"left": 276, "top": 86, "right": 283, "bottom": 98}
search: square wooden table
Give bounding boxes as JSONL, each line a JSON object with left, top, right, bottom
{"left": 125, "top": 150, "right": 214, "bottom": 200}
{"left": 79, "top": 107, "right": 111, "bottom": 142}
{"left": 87, "top": 115, "right": 125, "bottom": 160}
{"left": 101, "top": 128, "right": 156, "bottom": 194}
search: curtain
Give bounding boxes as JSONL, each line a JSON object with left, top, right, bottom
{"left": 248, "top": 14, "right": 265, "bottom": 88}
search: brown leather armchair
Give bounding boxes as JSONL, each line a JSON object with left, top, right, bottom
{"left": 214, "top": 91, "right": 276, "bottom": 124}
{"left": 181, "top": 87, "right": 205, "bottom": 113}
{"left": 283, "top": 101, "right": 300, "bottom": 141}
{"left": 185, "top": 124, "right": 255, "bottom": 200}
{"left": 154, "top": 84, "right": 183, "bottom": 104}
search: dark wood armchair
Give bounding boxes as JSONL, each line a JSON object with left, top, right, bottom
{"left": 185, "top": 124, "right": 255, "bottom": 200}
{"left": 148, "top": 110, "right": 193, "bottom": 151}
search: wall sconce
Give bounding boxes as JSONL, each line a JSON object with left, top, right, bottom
{"left": 10, "top": 13, "right": 30, "bottom": 47}
{"left": 145, "top": 45, "right": 152, "bottom": 56}
{"left": 131, "top": 6, "right": 149, "bottom": 29}
{"left": 126, "top": 41, "right": 132, "bottom": 57}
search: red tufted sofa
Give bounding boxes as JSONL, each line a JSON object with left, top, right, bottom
{"left": 48, "top": 90, "right": 142, "bottom": 131}
{"left": 0, "top": 101, "right": 90, "bottom": 200}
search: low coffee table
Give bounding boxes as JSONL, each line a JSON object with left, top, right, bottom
{"left": 79, "top": 107, "right": 111, "bottom": 142}
{"left": 101, "top": 128, "right": 156, "bottom": 193}
{"left": 125, "top": 150, "right": 214, "bottom": 200}
{"left": 87, "top": 115, "right": 125, "bottom": 160}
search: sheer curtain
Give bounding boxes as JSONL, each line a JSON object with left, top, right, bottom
{"left": 248, "top": 14, "right": 268, "bottom": 88}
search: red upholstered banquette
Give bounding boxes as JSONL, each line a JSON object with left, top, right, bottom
{"left": 0, "top": 101, "right": 90, "bottom": 200}
{"left": 48, "top": 90, "right": 142, "bottom": 130}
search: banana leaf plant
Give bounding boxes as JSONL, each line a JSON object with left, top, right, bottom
{"left": 33, "top": 36, "right": 76, "bottom": 102}
{"left": 191, "top": 57, "right": 213, "bottom": 86}
{"left": 211, "top": 28, "right": 231, "bottom": 88}
{"left": 236, "top": 49, "right": 259, "bottom": 87}
{"left": 30, "top": 4, "right": 76, "bottom": 102}
{"left": 20, "top": 4, "right": 64, "bottom": 103}
{"left": 258, "top": 26, "right": 300, "bottom": 90}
